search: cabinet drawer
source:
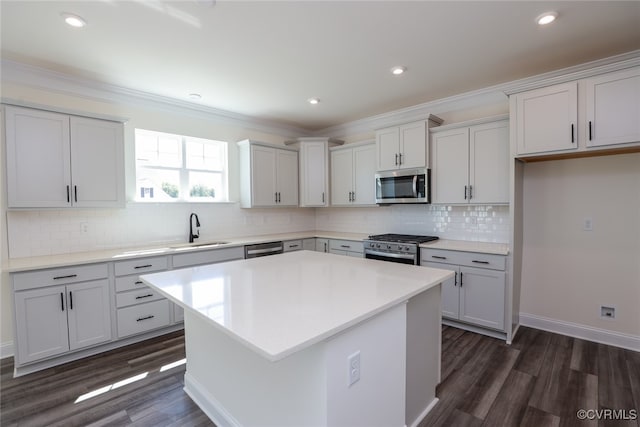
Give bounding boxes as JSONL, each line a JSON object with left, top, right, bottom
{"left": 283, "top": 240, "right": 303, "bottom": 252}
{"left": 115, "top": 275, "right": 149, "bottom": 293}
{"left": 329, "top": 239, "right": 364, "bottom": 253}
{"left": 13, "top": 263, "right": 108, "bottom": 291}
{"left": 117, "top": 300, "right": 171, "bottom": 338}
{"left": 421, "top": 249, "right": 505, "bottom": 271}
{"left": 172, "top": 246, "right": 244, "bottom": 268}
{"left": 116, "top": 288, "right": 166, "bottom": 308}
{"left": 114, "top": 256, "right": 168, "bottom": 277}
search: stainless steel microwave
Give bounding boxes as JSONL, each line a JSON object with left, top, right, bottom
{"left": 375, "top": 168, "right": 430, "bottom": 204}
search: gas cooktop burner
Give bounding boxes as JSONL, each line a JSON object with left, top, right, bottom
{"left": 367, "top": 234, "right": 439, "bottom": 244}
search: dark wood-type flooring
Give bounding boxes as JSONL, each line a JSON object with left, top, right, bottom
{"left": 1, "top": 326, "right": 638, "bottom": 426}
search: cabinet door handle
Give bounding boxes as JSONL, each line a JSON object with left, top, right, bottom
{"left": 134, "top": 264, "right": 153, "bottom": 269}
{"left": 395, "top": 153, "right": 398, "bottom": 165}
{"left": 54, "top": 274, "right": 77, "bottom": 280}
{"left": 74, "top": 185, "right": 78, "bottom": 203}
{"left": 469, "top": 185, "right": 473, "bottom": 200}
{"left": 135, "top": 294, "right": 154, "bottom": 300}
{"left": 460, "top": 272, "right": 463, "bottom": 287}
{"left": 275, "top": 192, "right": 278, "bottom": 203}
{"left": 571, "top": 124, "right": 575, "bottom": 143}
{"left": 136, "top": 315, "right": 155, "bottom": 322}
{"left": 589, "top": 121, "right": 592, "bottom": 141}
{"left": 322, "top": 192, "right": 325, "bottom": 203}
{"left": 464, "top": 186, "right": 468, "bottom": 200}
{"left": 472, "top": 260, "right": 490, "bottom": 264}
{"left": 60, "top": 292, "right": 65, "bottom": 311}
{"left": 69, "top": 291, "right": 73, "bottom": 309}
{"left": 324, "top": 242, "right": 327, "bottom": 252}
{"left": 431, "top": 255, "right": 447, "bottom": 260}
{"left": 66, "top": 185, "right": 70, "bottom": 203}
{"left": 352, "top": 192, "right": 355, "bottom": 202}
{"left": 399, "top": 153, "right": 403, "bottom": 165}
{"left": 454, "top": 271, "right": 458, "bottom": 287}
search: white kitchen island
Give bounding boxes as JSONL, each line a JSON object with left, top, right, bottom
{"left": 140, "top": 250, "right": 453, "bottom": 427}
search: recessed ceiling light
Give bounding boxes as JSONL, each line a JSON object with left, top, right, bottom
{"left": 61, "top": 13, "right": 87, "bottom": 28}
{"left": 536, "top": 11, "right": 558, "bottom": 25}
{"left": 188, "top": 93, "right": 202, "bottom": 100}
{"left": 308, "top": 98, "right": 320, "bottom": 105}
{"left": 391, "top": 66, "right": 406, "bottom": 76}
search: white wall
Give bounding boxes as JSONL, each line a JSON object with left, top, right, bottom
{"left": 520, "top": 153, "right": 640, "bottom": 338}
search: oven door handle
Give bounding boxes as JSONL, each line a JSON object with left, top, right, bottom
{"left": 413, "top": 175, "right": 417, "bottom": 197}
{"left": 365, "top": 250, "right": 416, "bottom": 261}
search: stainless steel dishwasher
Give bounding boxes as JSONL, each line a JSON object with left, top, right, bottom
{"left": 244, "top": 241, "right": 284, "bottom": 258}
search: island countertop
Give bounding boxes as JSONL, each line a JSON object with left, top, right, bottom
{"left": 140, "top": 251, "right": 453, "bottom": 362}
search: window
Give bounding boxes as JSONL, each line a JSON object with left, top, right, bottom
{"left": 135, "top": 129, "right": 228, "bottom": 202}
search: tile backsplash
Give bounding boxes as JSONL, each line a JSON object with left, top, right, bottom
{"left": 7, "top": 203, "right": 509, "bottom": 258}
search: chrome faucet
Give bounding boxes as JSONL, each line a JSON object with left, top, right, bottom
{"left": 189, "top": 213, "right": 200, "bottom": 243}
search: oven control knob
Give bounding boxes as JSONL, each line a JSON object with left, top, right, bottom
{"left": 375, "top": 244, "right": 381, "bottom": 249}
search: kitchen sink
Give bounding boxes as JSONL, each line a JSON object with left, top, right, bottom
{"left": 172, "top": 242, "right": 230, "bottom": 251}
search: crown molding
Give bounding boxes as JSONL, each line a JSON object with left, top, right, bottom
{"left": 313, "top": 49, "right": 640, "bottom": 138}
{"left": 0, "top": 59, "right": 308, "bottom": 138}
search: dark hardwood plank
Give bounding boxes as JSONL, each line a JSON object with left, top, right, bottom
{"left": 597, "top": 344, "right": 638, "bottom": 427}
{"left": 520, "top": 406, "right": 561, "bottom": 427}
{"left": 570, "top": 338, "right": 599, "bottom": 376}
{"left": 482, "top": 369, "right": 535, "bottom": 426}
{"left": 512, "top": 326, "right": 552, "bottom": 376}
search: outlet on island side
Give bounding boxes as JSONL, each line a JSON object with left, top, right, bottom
{"left": 348, "top": 351, "right": 360, "bottom": 387}
{"left": 600, "top": 306, "right": 615, "bottom": 319}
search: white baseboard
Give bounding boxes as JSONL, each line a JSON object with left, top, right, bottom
{"left": 0, "top": 341, "right": 14, "bottom": 360}
{"left": 519, "top": 313, "right": 640, "bottom": 352}
{"left": 408, "top": 397, "right": 439, "bottom": 427}
{"left": 184, "top": 372, "right": 241, "bottom": 427}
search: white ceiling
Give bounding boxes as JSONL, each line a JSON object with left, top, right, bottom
{"left": 1, "top": 1, "right": 640, "bottom": 131}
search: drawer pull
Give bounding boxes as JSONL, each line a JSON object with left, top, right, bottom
{"left": 136, "top": 315, "right": 155, "bottom": 322}
{"left": 431, "top": 255, "right": 447, "bottom": 260}
{"left": 472, "top": 260, "right": 490, "bottom": 264}
{"left": 340, "top": 245, "right": 351, "bottom": 249}
{"left": 53, "top": 274, "right": 78, "bottom": 280}
{"left": 134, "top": 264, "right": 153, "bottom": 269}
{"left": 288, "top": 244, "right": 299, "bottom": 248}
{"left": 135, "top": 294, "right": 154, "bottom": 300}
{"left": 134, "top": 281, "right": 144, "bottom": 285}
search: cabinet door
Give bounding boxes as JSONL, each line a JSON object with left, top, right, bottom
{"left": 376, "top": 127, "right": 400, "bottom": 171}
{"left": 70, "top": 117, "right": 124, "bottom": 207}
{"left": 585, "top": 67, "right": 640, "bottom": 147}
{"left": 5, "top": 106, "right": 71, "bottom": 208}
{"left": 66, "top": 280, "right": 112, "bottom": 351}
{"left": 424, "top": 262, "right": 459, "bottom": 319}
{"left": 14, "top": 285, "right": 69, "bottom": 364}
{"left": 469, "top": 121, "right": 509, "bottom": 204}
{"left": 431, "top": 128, "right": 469, "bottom": 204}
{"left": 352, "top": 144, "right": 376, "bottom": 205}
{"left": 399, "top": 121, "right": 427, "bottom": 169}
{"left": 459, "top": 267, "right": 505, "bottom": 331}
{"left": 302, "top": 238, "right": 316, "bottom": 251}
{"left": 515, "top": 82, "right": 578, "bottom": 155}
{"left": 316, "top": 238, "right": 329, "bottom": 253}
{"left": 330, "top": 149, "right": 353, "bottom": 205}
{"left": 250, "top": 145, "right": 277, "bottom": 206}
{"left": 300, "top": 141, "right": 327, "bottom": 206}
{"left": 276, "top": 149, "right": 299, "bottom": 206}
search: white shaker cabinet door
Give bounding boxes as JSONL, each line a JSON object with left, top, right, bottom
{"left": 276, "top": 148, "right": 299, "bottom": 206}
{"left": 424, "top": 262, "right": 460, "bottom": 320}
{"left": 585, "top": 67, "right": 640, "bottom": 148}
{"left": 300, "top": 141, "right": 328, "bottom": 206}
{"left": 352, "top": 144, "right": 376, "bottom": 205}
{"left": 330, "top": 148, "right": 354, "bottom": 205}
{"left": 398, "top": 121, "right": 427, "bottom": 169}
{"left": 5, "top": 106, "right": 71, "bottom": 208}
{"left": 469, "top": 120, "right": 510, "bottom": 204}
{"left": 66, "top": 279, "right": 112, "bottom": 351}
{"left": 459, "top": 266, "right": 505, "bottom": 331}
{"left": 250, "top": 145, "right": 278, "bottom": 206}
{"left": 70, "top": 116, "right": 124, "bottom": 208}
{"left": 431, "top": 127, "right": 469, "bottom": 204}
{"left": 376, "top": 127, "right": 400, "bottom": 171}
{"left": 14, "top": 285, "right": 70, "bottom": 364}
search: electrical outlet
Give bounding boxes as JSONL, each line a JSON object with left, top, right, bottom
{"left": 583, "top": 217, "right": 593, "bottom": 231}
{"left": 80, "top": 222, "right": 89, "bottom": 234}
{"left": 348, "top": 351, "right": 360, "bottom": 387}
{"left": 601, "top": 306, "right": 615, "bottom": 319}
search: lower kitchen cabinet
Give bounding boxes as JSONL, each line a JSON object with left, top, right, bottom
{"left": 329, "top": 239, "right": 364, "bottom": 257}
{"left": 316, "top": 238, "right": 329, "bottom": 253}
{"left": 422, "top": 249, "right": 506, "bottom": 331}
{"left": 116, "top": 299, "right": 171, "bottom": 338}
{"left": 14, "top": 279, "right": 112, "bottom": 365}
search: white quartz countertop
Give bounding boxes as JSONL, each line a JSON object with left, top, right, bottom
{"left": 140, "top": 250, "right": 453, "bottom": 362}
{"left": 421, "top": 239, "right": 509, "bottom": 255}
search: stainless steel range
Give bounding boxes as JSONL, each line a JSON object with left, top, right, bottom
{"left": 364, "top": 234, "right": 439, "bottom": 265}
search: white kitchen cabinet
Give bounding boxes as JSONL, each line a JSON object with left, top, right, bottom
{"left": 302, "top": 238, "right": 316, "bottom": 251}
{"left": 422, "top": 248, "right": 506, "bottom": 332}
{"left": 328, "top": 239, "right": 364, "bottom": 257}
{"left": 13, "top": 277, "right": 112, "bottom": 365}
{"left": 514, "top": 82, "right": 578, "bottom": 155}
{"left": 375, "top": 117, "right": 442, "bottom": 172}
{"left": 238, "top": 140, "right": 299, "bottom": 208}
{"left": 330, "top": 142, "right": 376, "bottom": 206}
{"left": 431, "top": 119, "right": 509, "bottom": 204}
{"left": 286, "top": 137, "right": 343, "bottom": 207}
{"left": 316, "top": 238, "right": 329, "bottom": 253}
{"left": 283, "top": 240, "right": 303, "bottom": 252}
{"left": 584, "top": 67, "right": 640, "bottom": 148}
{"left": 4, "top": 105, "right": 125, "bottom": 208}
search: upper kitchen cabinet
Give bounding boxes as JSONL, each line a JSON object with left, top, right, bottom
{"left": 238, "top": 139, "right": 299, "bottom": 208}
{"left": 431, "top": 118, "right": 509, "bottom": 205}
{"left": 375, "top": 116, "right": 443, "bottom": 172}
{"left": 513, "top": 82, "right": 578, "bottom": 156}
{"left": 4, "top": 105, "right": 125, "bottom": 208}
{"left": 584, "top": 67, "right": 640, "bottom": 148}
{"left": 285, "top": 137, "right": 343, "bottom": 207}
{"left": 330, "top": 141, "right": 376, "bottom": 206}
